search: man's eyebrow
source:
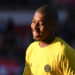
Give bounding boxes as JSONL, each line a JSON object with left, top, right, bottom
{"left": 32, "top": 18, "right": 45, "bottom": 22}
{"left": 32, "top": 18, "right": 35, "bottom": 20}
{"left": 40, "top": 20, "right": 45, "bottom": 22}
{"left": 39, "top": 18, "right": 47, "bottom": 22}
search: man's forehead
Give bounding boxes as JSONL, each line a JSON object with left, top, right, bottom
{"left": 33, "top": 17, "right": 46, "bottom": 22}
{"left": 33, "top": 12, "right": 49, "bottom": 21}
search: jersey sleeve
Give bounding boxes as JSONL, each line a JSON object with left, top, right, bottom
{"left": 58, "top": 45, "right": 75, "bottom": 75}
{"left": 23, "top": 43, "right": 33, "bottom": 75}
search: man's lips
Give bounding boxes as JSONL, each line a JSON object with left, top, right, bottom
{"left": 33, "top": 31, "right": 39, "bottom": 37}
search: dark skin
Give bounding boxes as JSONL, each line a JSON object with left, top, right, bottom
{"left": 31, "top": 11, "right": 56, "bottom": 48}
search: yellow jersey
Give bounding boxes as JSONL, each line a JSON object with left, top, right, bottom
{"left": 23, "top": 37, "right": 75, "bottom": 75}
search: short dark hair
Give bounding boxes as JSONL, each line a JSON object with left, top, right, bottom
{"left": 36, "top": 5, "right": 57, "bottom": 23}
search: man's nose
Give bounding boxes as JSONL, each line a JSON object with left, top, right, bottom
{"left": 35, "top": 23, "right": 40, "bottom": 32}
{"left": 34, "top": 23, "right": 38, "bottom": 29}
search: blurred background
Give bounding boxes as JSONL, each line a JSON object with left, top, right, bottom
{"left": 0, "top": 0, "right": 75, "bottom": 75}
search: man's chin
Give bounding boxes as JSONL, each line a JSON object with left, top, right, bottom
{"left": 33, "top": 37, "right": 40, "bottom": 41}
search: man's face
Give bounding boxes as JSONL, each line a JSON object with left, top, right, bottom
{"left": 31, "top": 11, "right": 54, "bottom": 41}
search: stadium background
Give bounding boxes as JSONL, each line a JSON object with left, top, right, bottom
{"left": 0, "top": 0, "right": 75, "bottom": 75}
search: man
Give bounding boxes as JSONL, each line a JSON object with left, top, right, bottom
{"left": 23, "top": 5, "right": 75, "bottom": 75}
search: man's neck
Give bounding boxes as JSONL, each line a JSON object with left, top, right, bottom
{"left": 39, "top": 34, "right": 55, "bottom": 48}
{"left": 39, "top": 41, "right": 49, "bottom": 48}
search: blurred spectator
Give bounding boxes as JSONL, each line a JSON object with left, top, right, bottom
{"left": 0, "top": 59, "right": 21, "bottom": 75}
{"left": 58, "top": 6, "right": 69, "bottom": 25}
{"left": 5, "top": 19, "right": 16, "bottom": 58}
{"left": 6, "top": 19, "right": 14, "bottom": 32}
{"left": 0, "top": 18, "right": 7, "bottom": 32}
{"left": 55, "top": 6, "right": 69, "bottom": 41}
{"left": 0, "top": 34, "right": 3, "bottom": 48}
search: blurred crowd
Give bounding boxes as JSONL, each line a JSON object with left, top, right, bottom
{"left": 57, "top": 5, "right": 75, "bottom": 49}
{"left": 0, "top": 19, "right": 33, "bottom": 75}
{"left": 0, "top": 0, "right": 75, "bottom": 75}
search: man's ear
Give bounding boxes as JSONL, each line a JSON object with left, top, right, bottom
{"left": 53, "top": 23, "right": 56, "bottom": 28}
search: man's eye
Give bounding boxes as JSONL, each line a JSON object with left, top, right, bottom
{"left": 32, "top": 20, "right": 36, "bottom": 23}
{"left": 39, "top": 23, "right": 42, "bottom": 25}
{"left": 39, "top": 22, "right": 44, "bottom": 26}
{"left": 38, "top": 23, "right": 41, "bottom": 26}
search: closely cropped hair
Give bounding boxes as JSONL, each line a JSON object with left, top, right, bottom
{"left": 36, "top": 5, "right": 57, "bottom": 23}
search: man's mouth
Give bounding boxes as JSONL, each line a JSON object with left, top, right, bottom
{"left": 33, "top": 31, "right": 39, "bottom": 37}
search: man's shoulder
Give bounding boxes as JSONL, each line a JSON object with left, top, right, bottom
{"left": 55, "top": 37, "right": 75, "bottom": 55}
{"left": 26, "top": 41, "right": 39, "bottom": 54}
{"left": 28, "top": 41, "right": 39, "bottom": 47}
{"left": 54, "top": 37, "right": 71, "bottom": 48}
